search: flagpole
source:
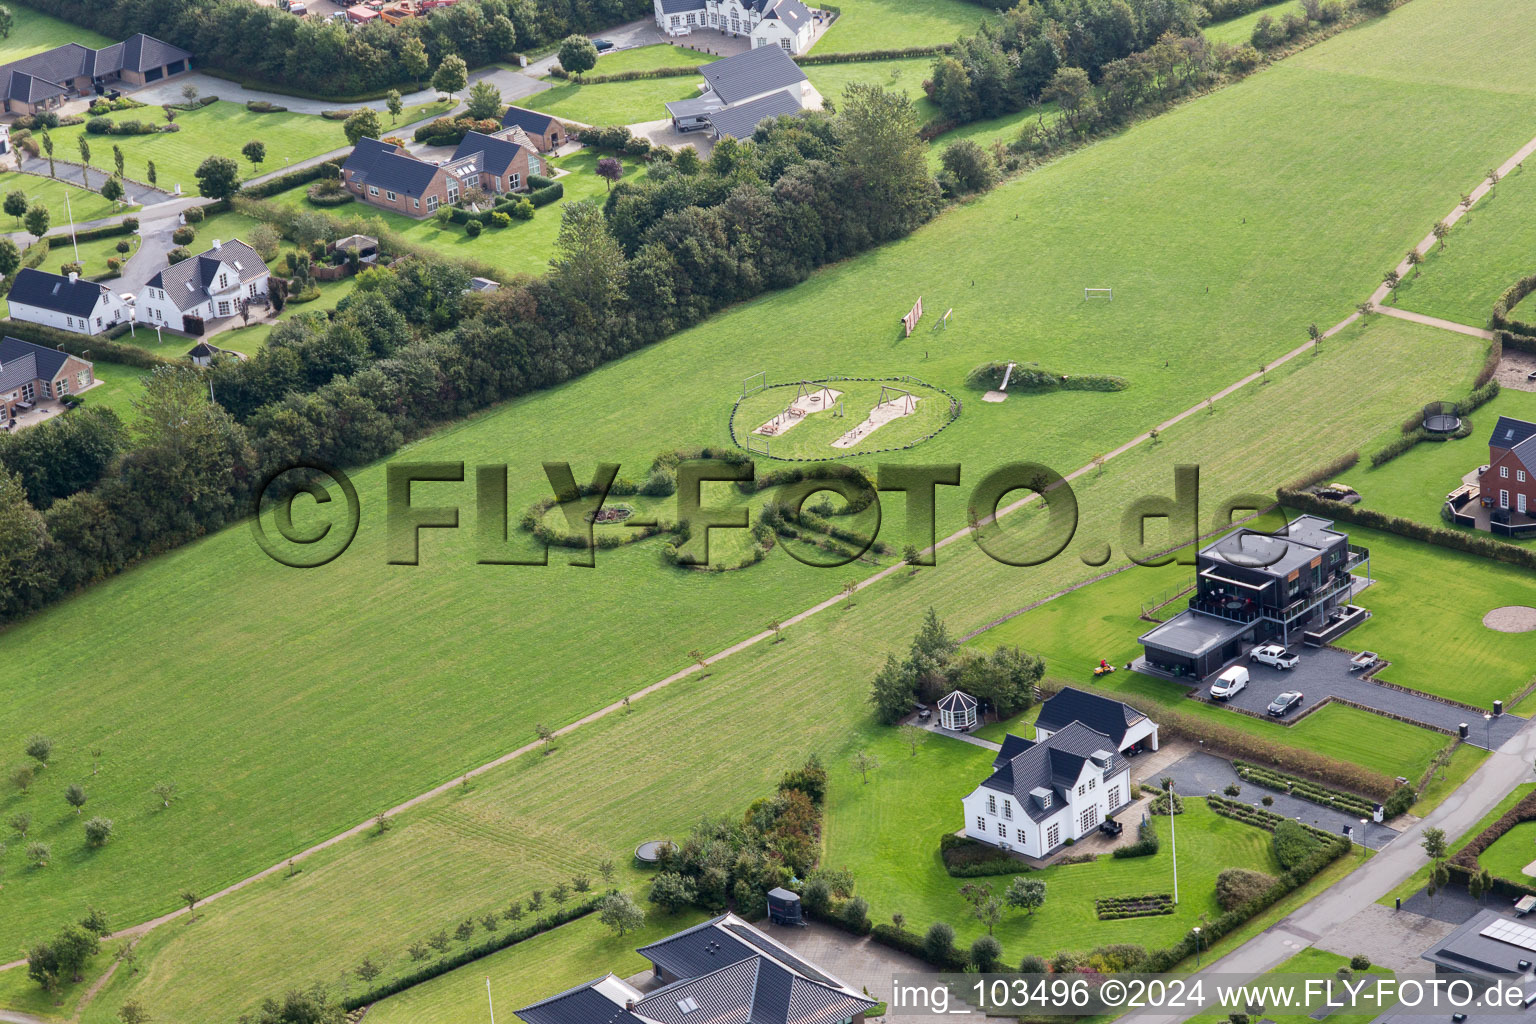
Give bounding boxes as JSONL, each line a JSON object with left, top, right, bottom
{"left": 487, "top": 977, "right": 495, "bottom": 1024}
{"left": 64, "top": 191, "right": 79, "bottom": 262}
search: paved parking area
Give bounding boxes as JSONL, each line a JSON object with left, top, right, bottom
{"left": 1192, "top": 646, "right": 1524, "bottom": 750}
{"left": 1163, "top": 752, "right": 1401, "bottom": 848}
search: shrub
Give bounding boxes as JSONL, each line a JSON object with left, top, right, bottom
{"left": 1112, "top": 818, "right": 1160, "bottom": 858}
{"left": 838, "top": 896, "right": 870, "bottom": 933}
{"left": 1215, "top": 868, "right": 1277, "bottom": 911}
{"left": 82, "top": 816, "right": 113, "bottom": 847}
{"left": 971, "top": 934, "right": 1003, "bottom": 971}
{"left": 306, "top": 178, "right": 355, "bottom": 207}
{"left": 59, "top": 261, "right": 82, "bottom": 278}
{"left": 171, "top": 226, "right": 196, "bottom": 246}
{"left": 923, "top": 921, "right": 956, "bottom": 964}
{"left": 507, "top": 198, "right": 535, "bottom": 220}
{"left": 1273, "top": 819, "right": 1322, "bottom": 870}
{"left": 489, "top": 211, "right": 511, "bottom": 228}
{"left": 465, "top": 219, "right": 483, "bottom": 238}
{"left": 1351, "top": 954, "right": 1372, "bottom": 971}
{"left": 86, "top": 117, "right": 111, "bottom": 135}
{"left": 106, "top": 257, "right": 121, "bottom": 272}
{"left": 167, "top": 247, "right": 191, "bottom": 266}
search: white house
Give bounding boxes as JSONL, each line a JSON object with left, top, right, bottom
{"left": 136, "top": 238, "right": 270, "bottom": 333}
{"left": 654, "top": 0, "right": 816, "bottom": 54}
{"left": 1035, "top": 686, "right": 1159, "bottom": 753}
{"left": 8, "top": 268, "right": 131, "bottom": 336}
{"left": 960, "top": 721, "right": 1134, "bottom": 859}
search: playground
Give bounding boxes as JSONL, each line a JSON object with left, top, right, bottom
{"left": 731, "top": 376, "right": 959, "bottom": 460}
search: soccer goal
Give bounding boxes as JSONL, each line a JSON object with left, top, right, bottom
{"left": 1084, "top": 288, "right": 1113, "bottom": 301}
{"left": 745, "top": 434, "right": 771, "bottom": 457}
{"left": 742, "top": 370, "right": 767, "bottom": 396}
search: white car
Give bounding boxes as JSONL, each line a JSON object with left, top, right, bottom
{"left": 1210, "top": 666, "right": 1249, "bottom": 700}
{"left": 1249, "top": 644, "right": 1298, "bottom": 670}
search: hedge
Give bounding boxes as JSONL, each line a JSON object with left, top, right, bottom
{"left": 939, "top": 832, "right": 1026, "bottom": 877}
{"left": 965, "top": 360, "right": 1129, "bottom": 393}
{"left": 528, "top": 175, "right": 564, "bottom": 207}
{"left": 1110, "top": 818, "right": 1159, "bottom": 858}
{"left": 240, "top": 160, "right": 341, "bottom": 199}
{"left": 869, "top": 922, "right": 969, "bottom": 971}
{"left": 1448, "top": 787, "right": 1536, "bottom": 895}
{"left": 340, "top": 897, "right": 600, "bottom": 1010}
{"left": 1096, "top": 893, "right": 1173, "bottom": 919}
{"left": 246, "top": 100, "right": 289, "bottom": 113}
{"left": 1284, "top": 450, "right": 1358, "bottom": 492}
{"left": 1232, "top": 760, "right": 1380, "bottom": 817}
{"left": 1492, "top": 273, "right": 1536, "bottom": 336}
{"left": 0, "top": 320, "right": 168, "bottom": 370}
{"left": 50, "top": 218, "right": 137, "bottom": 245}
{"left": 795, "top": 44, "right": 953, "bottom": 64}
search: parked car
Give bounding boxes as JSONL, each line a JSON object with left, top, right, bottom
{"left": 593, "top": 37, "right": 615, "bottom": 50}
{"left": 1249, "top": 644, "right": 1298, "bottom": 670}
{"left": 1099, "top": 817, "right": 1123, "bottom": 837}
{"left": 1210, "top": 666, "right": 1248, "bottom": 700}
{"left": 1267, "top": 690, "right": 1304, "bottom": 716}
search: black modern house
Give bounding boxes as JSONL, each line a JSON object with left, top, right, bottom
{"left": 1138, "top": 515, "right": 1370, "bottom": 679}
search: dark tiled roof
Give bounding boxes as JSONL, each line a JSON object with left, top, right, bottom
{"left": 0, "top": 335, "right": 74, "bottom": 392}
{"left": 1035, "top": 687, "right": 1146, "bottom": 748}
{"left": 515, "top": 977, "right": 650, "bottom": 1024}
{"left": 636, "top": 935, "right": 874, "bottom": 1024}
{"left": 992, "top": 733, "right": 1034, "bottom": 767}
{"left": 341, "top": 137, "right": 442, "bottom": 198}
{"left": 637, "top": 914, "right": 757, "bottom": 979}
{"left": 0, "top": 34, "right": 189, "bottom": 101}
{"left": 145, "top": 239, "right": 269, "bottom": 312}
{"left": 981, "top": 721, "right": 1117, "bottom": 821}
{"left": 501, "top": 105, "right": 557, "bottom": 134}
{"left": 709, "top": 87, "right": 804, "bottom": 139}
{"left": 1490, "top": 415, "right": 1536, "bottom": 468}
{"left": 701, "top": 46, "right": 807, "bottom": 105}
{"left": 451, "top": 130, "right": 531, "bottom": 176}
{"left": 937, "top": 690, "right": 977, "bottom": 713}
{"left": 2, "top": 70, "right": 68, "bottom": 105}
{"left": 120, "top": 34, "right": 192, "bottom": 73}
{"left": 8, "top": 268, "right": 109, "bottom": 318}
{"left": 657, "top": 0, "right": 707, "bottom": 13}
{"left": 762, "top": 0, "right": 811, "bottom": 30}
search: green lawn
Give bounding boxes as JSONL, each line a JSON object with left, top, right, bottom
{"left": 816, "top": 0, "right": 987, "bottom": 52}
{"left": 1382, "top": 783, "right": 1536, "bottom": 905}
{"left": 0, "top": 172, "right": 133, "bottom": 228}
{"left": 1480, "top": 820, "right": 1536, "bottom": 881}
{"left": 0, "top": 4, "right": 111, "bottom": 64}
{"left": 1202, "top": 1, "right": 1304, "bottom": 46}
{"left": 76, "top": 360, "right": 151, "bottom": 423}
{"left": 1192, "top": 948, "right": 1394, "bottom": 1024}
{"left": 803, "top": 57, "right": 939, "bottom": 121}
{"left": 1412, "top": 743, "right": 1489, "bottom": 817}
{"left": 266, "top": 149, "right": 647, "bottom": 278}
{"left": 1391, "top": 164, "right": 1536, "bottom": 328}
{"left": 926, "top": 102, "right": 1060, "bottom": 169}
{"left": 734, "top": 377, "right": 955, "bottom": 458}
{"left": 825, "top": 724, "right": 1282, "bottom": 960}
{"left": 4, "top": 0, "right": 1534, "bottom": 1008}
{"left": 585, "top": 43, "right": 711, "bottom": 74}
{"left": 366, "top": 909, "right": 709, "bottom": 1024}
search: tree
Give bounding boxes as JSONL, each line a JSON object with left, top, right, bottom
{"left": 0, "top": 6, "right": 11, "bottom": 39}
{"left": 118, "top": 999, "right": 150, "bottom": 1024}
{"left": 27, "top": 840, "right": 50, "bottom": 866}
{"left": 41, "top": 129, "right": 53, "bottom": 177}
{"left": 386, "top": 89, "right": 403, "bottom": 124}
{"left": 835, "top": 82, "right": 937, "bottom": 241}
{"left": 850, "top": 749, "right": 879, "bottom": 784}
{"left": 535, "top": 722, "right": 554, "bottom": 753}
{"left": 77, "top": 135, "right": 91, "bottom": 188}
{"left": 194, "top": 156, "right": 240, "bottom": 201}
{"left": 648, "top": 871, "right": 696, "bottom": 913}
{"left": 595, "top": 155, "right": 623, "bottom": 191}
{"left": 869, "top": 652, "right": 915, "bottom": 725}
{"left": 970, "top": 934, "right": 1003, "bottom": 971}
{"left": 549, "top": 199, "right": 625, "bottom": 322}
{"left": 1308, "top": 322, "right": 1321, "bottom": 345}
{"left": 432, "top": 54, "right": 468, "bottom": 99}
{"left": 923, "top": 921, "right": 955, "bottom": 962}
{"left": 1004, "top": 875, "right": 1047, "bottom": 915}
{"left": 598, "top": 859, "right": 615, "bottom": 883}
{"left": 113, "top": 143, "right": 124, "bottom": 179}
{"left": 344, "top": 109, "right": 383, "bottom": 146}
{"left": 23, "top": 203, "right": 49, "bottom": 241}
{"left": 558, "top": 35, "right": 599, "bottom": 80}
{"left": 4, "top": 188, "right": 26, "bottom": 225}
{"left": 355, "top": 957, "right": 381, "bottom": 984}
{"left": 1045, "top": 66, "right": 1095, "bottom": 129}
{"left": 597, "top": 891, "right": 646, "bottom": 936}
{"left": 400, "top": 35, "right": 429, "bottom": 82}
{"left": 84, "top": 816, "right": 114, "bottom": 847}
{"left": 427, "top": 929, "right": 450, "bottom": 952}
{"left": 939, "top": 138, "right": 998, "bottom": 194}
{"left": 66, "top": 783, "right": 87, "bottom": 814}
{"left": 180, "top": 889, "right": 199, "bottom": 915}
{"left": 549, "top": 882, "right": 571, "bottom": 907}
{"left": 153, "top": 782, "right": 176, "bottom": 808}
{"left": 243, "top": 986, "right": 345, "bottom": 1023}
{"left": 767, "top": 619, "right": 783, "bottom": 642}
{"left": 146, "top": 160, "right": 156, "bottom": 188}
{"left": 466, "top": 80, "right": 502, "bottom": 121}
{"left": 81, "top": 907, "right": 110, "bottom": 936}
{"left": 12, "top": 765, "right": 34, "bottom": 793}
{"left": 898, "top": 723, "right": 928, "bottom": 756}
{"left": 674, "top": 146, "right": 702, "bottom": 176}
{"left": 1383, "top": 269, "right": 1400, "bottom": 297}
{"left": 101, "top": 177, "right": 124, "bottom": 204}
{"left": 26, "top": 734, "right": 53, "bottom": 766}
{"left": 11, "top": 811, "right": 31, "bottom": 837}
{"left": 960, "top": 882, "right": 1003, "bottom": 934}
{"left": 242, "top": 140, "right": 266, "bottom": 171}
{"left": 181, "top": 83, "right": 199, "bottom": 106}
{"left": 1421, "top": 826, "right": 1447, "bottom": 863}
{"left": 1433, "top": 220, "right": 1449, "bottom": 249}
{"left": 1406, "top": 249, "right": 1422, "bottom": 276}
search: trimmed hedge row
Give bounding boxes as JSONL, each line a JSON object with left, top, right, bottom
{"left": 241, "top": 160, "right": 341, "bottom": 199}
{"left": 51, "top": 218, "right": 138, "bottom": 246}
{"left": 1233, "top": 760, "right": 1378, "bottom": 817}
{"left": 527, "top": 174, "right": 564, "bottom": 207}
{"left": 340, "top": 898, "right": 600, "bottom": 1010}
{"left": 1111, "top": 818, "right": 1159, "bottom": 858}
{"left": 869, "top": 922, "right": 970, "bottom": 971}
{"left": 795, "top": 44, "right": 952, "bottom": 64}
{"left": 1448, "top": 787, "right": 1536, "bottom": 895}
{"left": 0, "top": 320, "right": 167, "bottom": 370}
{"left": 1492, "top": 273, "right": 1536, "bottom": 336}
{"left": 1285, "top": 450, "right": 1358, "bottom": 492}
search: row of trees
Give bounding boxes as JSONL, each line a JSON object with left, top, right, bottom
{"left": 868, "top": 608, "right": 1045, "bottom": 724}
{"left": 27, "top": 0, "right": 632, "bottom": 97}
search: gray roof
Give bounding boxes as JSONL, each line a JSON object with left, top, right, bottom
{"left": 701, "top": 46, "right": 807, "bottom": 105}
{"left": 0, "top": 34, "right": 189, "bottom": 103}
{"left": 1200, "top": 514, "right": 1346, "bottom": 579}
{"left": 665, "top": 93, "right": 725, "bottom": 120}
{"left": 1035, "top": 687, "right": 1146, "bottom": 747}
{"left": 980, "top": 721, "right": 1118, "bottom": 820}
{"left": 119, "top": 34, "right": 192, "bottom": 73}
{"left": 1138, "top": 608, "right": 1251, "bottom": 658}
{"left": 1490, "top": 415, "right": 1536, "bottom": 468}
{"left": 515, "top": 976, "right": 650, "bottom": 1024}
{"left": 145, "top": 239, "right": 269, "bottom": 312}
{"left": 341, "top": 137, "right": 442, "bottom": 198}
{"left": 501, "top": 105, "right": 558, "bottom": 134}
{"left": 761, "top": 0, "right": 812, "bottom": 30}
{"left": 657, "top": 0, "right": 707, "bottom": 13}
{"left": 709, "top": 88, "right": 804, "bottom": 139}
{"left": 1420, "top": 910, "right": 1536, "bottom": 977}
{"left": 0, "top": 335, "right": 75, "bottom": 393}
{"left": 8, "top": 268, "right": 108, "bottom": 318}
{"left": 1, "top": 70, "right": 67, "bottom": 105}
{"left": 450, "top": 130, "right": 531, "bottom": 176}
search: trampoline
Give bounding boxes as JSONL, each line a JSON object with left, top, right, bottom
{"left": 1423, "top": 401, "right": 1462, "bottom": 434}
{"left": 634, "top": 840, "right": 673, "bottom": 864}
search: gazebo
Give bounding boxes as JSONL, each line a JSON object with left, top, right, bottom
{"left": 937, "top": 690, "right": 978, "bottom": 731}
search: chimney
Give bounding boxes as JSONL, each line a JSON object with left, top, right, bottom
{"left": 211, "top": 238, "right": 222, "bottom": 250}
{"left": 68, "top": 271, "right": 78, "bottom": 283}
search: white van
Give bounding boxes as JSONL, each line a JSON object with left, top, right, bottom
{"left": 1210, "top": 666, "right": 1249, "bottom": 700}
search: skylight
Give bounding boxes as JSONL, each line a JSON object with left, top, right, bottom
{"left": 677, "top": 996, "right": 700, "bottom": 1013}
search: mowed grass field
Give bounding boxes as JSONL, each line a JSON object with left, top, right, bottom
{"left": 1202, "top": 1, "right": 1304, "bottom": 45}
{"left": 815, "top": 0, "right": 986, "bottom": 52}
{"left": 733, "top": 378, "right": 956, "bottom": 458}
{"left": 1391, "top": 165, "right": 1536, "bottom": 327}
{"left": 1479, "top": 820, "right": 1536, "bottom": 880}
{"left": 4, "top": 0, "right": 1534, "bottom": 1010}
{"left": 0, "top": 171, "right": 134, "bottom": 227}
{"left": 0, "top": 4, "right": 111, "bottom": 63}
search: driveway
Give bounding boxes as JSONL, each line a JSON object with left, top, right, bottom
{"left": 127, "top": 65, "right": 549, "bottom": 116}
{"left": 1185, "top": 646, "right": 1525, "bottom": 750}
{"left": 1313, "top": 903, "right": 1455, "bottom": 973}
{"left": 1162, "top": 751, "right": 1401, "bottom": 848}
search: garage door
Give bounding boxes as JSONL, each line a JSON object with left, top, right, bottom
{"left": 145, "top": 66, "right": 163, "bottom": 82}
{"left": 166, "top": 60, "right": 185, "bottom": 75}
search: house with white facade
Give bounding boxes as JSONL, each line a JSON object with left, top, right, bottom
{"left": 136, "top": 238, "right": 270, "bottom": 333}
{"left": 655, "top": 0, "right": 817, "bottom": 54}
{"left": 960, "top": 721, "right": 1135, "bottom": 859}
{"left": 8, "top": 268, "right": 131, "bottom": 336}
{"left": 1035, "top": 687, "right": 1159, "bottom": 753}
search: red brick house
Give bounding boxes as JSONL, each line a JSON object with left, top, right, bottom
{"left": 1480, "top": 415, "right": 1536, "bottom": 518}
{"left": 0, "top": 336, "right": 95, "bottom": 428}
{"left": 341, "top": 130, "right": 542, "bottom": 219}
{"left": 500, "top": 106, "right": 565, "bottom": 152}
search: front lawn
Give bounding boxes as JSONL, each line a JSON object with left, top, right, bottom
{"left": 823, "top": 724, "right": 1285, "bottom": 960}
{"left": 815, "top": 0, "right": 987, "bottom": 52}
{"left": 0, "top": 172, "right": 134, "bottom": 228}
{"left": 1479, "top": 820, "right": 1536, "bottom": 881}
{"left": 586, "top": 44, "right": 710, "bottom": 74}
{"left": 266, "top": 149, "right": 648, "bottom": 278}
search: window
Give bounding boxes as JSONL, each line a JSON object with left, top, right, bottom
{"left": 218, "top": 273, "right": 227, "bottom": 289}
{"left": 1502, "top": 489, "right": 1510, "bottom": 509}
{"left": 426, "top": 195, "right": 439, "bottom": 211}
{"left": 95, "top": 316, "right": 102, "bottom": 328}
{"left": 493, "top": 176, "right": 501, "bottom": 192}
{"left": 368, "top": 185, "right": 380, "bottom": 196}
{"left": 1522, "top": 493, "right": 1529, "bottom": 514}
{"left": 781, "top": 38, "right": 792, "bottom": 51}
{"left": 987, "top": 795, "right": 996, "bottom": 814}
{"left": 1079, "top": 806, "right": 1098, "bottom": 832}
{"left": 1046, "top": 824, "right": 1060, "bottom": 848}
{"left": 976, "top": 816, "right": 986, "bottom": 832}
{"left": 1521, "top": 470, "right": 1528, "bottom": 483}
{"left": 1108, "top": 785, "right": 1121, "bottom": 807}
{"left": 465, "top": 174, "right": 479, "bottom": 187}
{"left": 76, "top": 371, "right": 89, "bottom": 388}
{"left": 1076, "top": 783, "right": 1085, "bottom": 797}
{"left": 154, "top": 309, "right": 162, "bottom": 320}
{"left": 413, "top": 198, "right": 420, "bottom": 209}
{"left": 248, "top": 283, "right": 257, "bottom": 298}
{"left": 997, "top": 821, "right": 1006, "bottom": 837}
{"left": 509, "top": 173, "right": 521, "bottom": 191}
{"left": 56, "top": 376, "right": 69, "bottom": 395}
{"left": 1088, "top": 777, "right": 1095, "bottom": 791}
{"left": 1016, "top": 828, "right": 1028, "bottom": 845}
{"left": 217, "top": 300, "right": 231, "bottom": 317}
{"left": 1002, "top": 799, "right": 1012, "bottom": 820}
{"left": 385, "top": 190, "right": 397, "bottom": 201}
{"left": 447, "top": 185, "right": 459, "bottom": 203}
{"left": 65, "top": 316, "right": 74, "bottom": 328}
{"left": 1502, "top": 466, "right": 1510, "bottom": 478}
{"left": 21, "top": 382, "right": 33, "bottom": 401}
{"left": 731, "top": 15, "right": 740, "bottom": 30}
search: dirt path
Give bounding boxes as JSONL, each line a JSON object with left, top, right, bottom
{"left": 1376, "top": 304, "right": 1495, "bottom": 339}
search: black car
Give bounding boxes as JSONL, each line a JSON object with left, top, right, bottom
{"left": 593, "top": 38, "right": 615, "bottom": 51}
{"left": 1099, "top": 817, "right": 1123, "bottom": 837}
{"left": 1267, "top": 690, "right": 1304, "bottom": 716}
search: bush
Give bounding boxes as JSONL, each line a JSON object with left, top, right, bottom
{"left": 923, "top": 921, "right": 956, "bottom": 964}
{"left": 85, "top": 116, "right": 111, "bottom": 135}
{"left": 167, "top": 247, "right": 191, "bottom": 266}
{"left": 507, "top": 198, "right": 534, "bottom": 221}
{"left": 838, "top": 896, "right": 870, "bottom": 933}
{"left": 965, "top": 360, "right": 1129, "bottom": 393}
{"left": 1112, "top": 818, "right": 1160, "bottom": 859}
{"left": 489, "top": 211, "right": 511, "bottom": 228}
{"left": 971, "top": 934, "right": 1004, "bottom": 971}
{"left": 82, "top": 816, "right": 113, "bottom": 847}
{"left": 171, "top": 226, "right": 196, "bottom": 246}
{"left": 1273, "top": 819, "right": 1322, "bottom": 870}
{"left": 1215, "top": 868, "right": 1277, "bottom": 911}
{"left": 246, "top": 100, "right": 289, "bottom": 113}
{"left": 1351, "top": 954, "right": 1372, "bottom": 971}
{"left": 306, "top": 178, "right": 355, "bottom": 207}
{"left": 465, "top": 219, "right": 483, "bottom": 238}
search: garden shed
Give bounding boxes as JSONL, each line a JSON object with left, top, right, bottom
{"left": 938, "top": 690, "right": 978, "bottom": 731}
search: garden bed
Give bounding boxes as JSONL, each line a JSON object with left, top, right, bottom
{"left": 1096, "top": 893, "right": 1174, "bottom": 919}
